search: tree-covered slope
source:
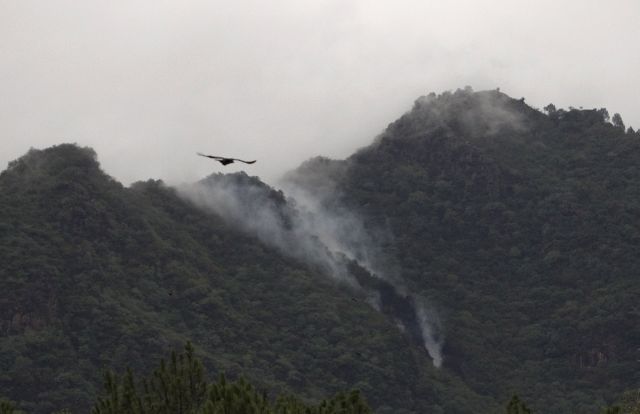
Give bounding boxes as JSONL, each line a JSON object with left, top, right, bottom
{"left": 2, "top": 341, "right": 376, "bottom": 414}
{"left": 0, "top": 144, "right": 491, "bottom": 413}
{"left": 4, "top": 87, "right": 638, "bottom": 414}
{"left": 284, "top": 88, "right": 640, "bottom": 413}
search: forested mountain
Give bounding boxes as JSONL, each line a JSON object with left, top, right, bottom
{"left": 284, "top": 88, "right": 640, "bottom": 413}
{"left": 0, "top": 144, "right": 489, "bottom": 413}
{"left": 1, "top": 88, "right": 639, "bottom": 413}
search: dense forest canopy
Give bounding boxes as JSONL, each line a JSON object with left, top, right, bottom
{"left": 285, "top": 88, "right": 640, "bottom": 412}
{"left": 1, "top": 88, "right": 639, "bottom": 413}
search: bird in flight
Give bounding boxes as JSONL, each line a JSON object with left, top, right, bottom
{"left": 197, "top": 153, "right": 256, "bottom": 166}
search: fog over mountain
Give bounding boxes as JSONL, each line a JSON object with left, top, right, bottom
{"left": 1, "top": 1, "right": 639, "bottom": 185}
{"left": 2, "top": 2, "right": 640, "bottom": 412}
{"left": 179, "top": 171, "right": 446, "bottom": 367}
{"left": 2, "top": 86, "right": 640, "bottom": 413}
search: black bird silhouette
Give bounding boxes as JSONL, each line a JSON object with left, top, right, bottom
{"left": 197, "top": 153, "right": 256, "bottom": 166}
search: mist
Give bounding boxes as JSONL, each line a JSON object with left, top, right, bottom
{"left": 415, "top": 298, "right": 444, "bottom": 368}
{"left": 2, "top": 0, "right": 638, "bottom": 367}
{"left": 1, "top": 1, "right": 639, "bottom": 186}
{"left": 179, "top": 166, "right": 446, "bottom": 367}
{"left": 179, "top": 172, "right": 359, "bottom": 285}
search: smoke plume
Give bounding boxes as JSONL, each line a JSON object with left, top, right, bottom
{"left": 178, "top": 169, "right": 445, "bottom": 367}
{"left": 415, "top": 298, "right": 444, "bottom": 368}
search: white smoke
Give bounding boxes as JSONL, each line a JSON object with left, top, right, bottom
{"left": 178, "top": 173, "right": 358, "bottom": 287}
{"left": 364, "top": 290, "right": 382, "bottom": 312}
{"left": 278, "top": 179, "right": 389, "bottom": 278}
{"left": 281, "top": 175, "right": 446, "bottom": 367}
{"left": 178, "top": 171, "right": 445, "bottom": 367}
{"left": 415, "top": 298, "right": 444, "bottom": 368}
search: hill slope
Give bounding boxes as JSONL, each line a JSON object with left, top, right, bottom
{"left": 3, "top": 88, "right": 639, "bottom": 413}
{"left": 0, "top": 144, "right": 490, "bottom": 413}
{"left": 283, "top": 88, "right": 640, "bottom": 413}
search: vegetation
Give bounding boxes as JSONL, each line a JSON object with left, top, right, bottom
{"left": 0, "top": 144, "right": 488, "bottom": 413}
{"left": 603, "top": 390, "right": 640, "bottom": 414}
{"left": 285, "top": 88, "right": 640, "bottom": 413}
{"left": 2, "top": 88, "right": 639, "bottom": 413}
{"left": 1, "top": 342, "right": 371, "bottom": 414}
{"left": 506, "top": 396, "right": 531, "bottom": 414}
{"left": 91, "top": 342, "right": 371, "bottom": 414}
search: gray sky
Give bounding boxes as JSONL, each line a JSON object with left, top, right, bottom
{"left": 2, "top": 0, "right": 639, "bottom": 185}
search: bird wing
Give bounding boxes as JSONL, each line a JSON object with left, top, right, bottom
{"left": 198, "top": 153, "right": 256, "bottom": 164}
{"left": 197, "top": 152, "right": 222, "bottom": 159}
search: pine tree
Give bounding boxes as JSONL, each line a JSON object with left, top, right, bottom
{"left": 506, "top": 395, "right": 531, "bottom": 414}
{"left": 0, "top": 399, "right": 17, "bottom": 414}
{"left": 92, "top": 341, "right": 372, "bottom": 414}
{"left": 92, "top": 341, "right": 208, "bottom": 414}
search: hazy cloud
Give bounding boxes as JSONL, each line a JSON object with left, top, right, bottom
{"left": 179, "top": 170, "right": 445, "bottom": 366}
{"left": 1, "top": 0, "right": 639, "bottom": 184}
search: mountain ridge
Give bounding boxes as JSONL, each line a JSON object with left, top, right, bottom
{"left": 0, "top": 144, "right": 488, "bottom": 413}
{"left": 284, "top": 88, "right": 640, "bottom": 412}
{"left": 2, "top": 88, "right": 639, "bottom": 413}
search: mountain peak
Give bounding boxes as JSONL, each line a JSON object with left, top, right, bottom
{"left": 2, "top": 143, "right": 103, "bottom": 183}
{"left": 386, "top": 88, "right": 541, "bottom": 143}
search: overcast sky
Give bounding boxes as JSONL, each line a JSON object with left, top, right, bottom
{"left": 1, "top": 0, "right": 639, "bottom": 185}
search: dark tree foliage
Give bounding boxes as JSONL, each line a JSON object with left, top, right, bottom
{"left": 543, "top": 103, "right": 557, "bottom": 116}
{"left": 2, "top": 343, "right": 371, "bottom": 414}
{"left": 0, "top": 399, "right": 20, "bottom": 414}
{"left": 604, "top": 389, "right": 640, "bottom": 414}
{"left": 285, "top": 89, "right": 640, "bottom": 413}
{"left": 91, "top": 342, "right": 371, "bottom": 414}
{"left": 92, "top": 342, "right": 207, "bottom": 414}
{"left": 506, "top": 395, "right": 532, "bottom": 414}
{"left": 612, "top": 113, "right": 625, "bottom": 130}
{"left": 3, "top": 87, "right": 639, "bottom": 414}
{"left": 0, "top": 144, "right": 488, "bottom": 413}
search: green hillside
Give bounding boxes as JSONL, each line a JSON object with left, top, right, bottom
{"left": 2, "top": 88, "right": 639, "bottom": 413}
{"left": 284, "top": 88, "right": 640, "bottom": 413}
{"left": 0, "top": 144, "right": 490, "bottom": 413}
